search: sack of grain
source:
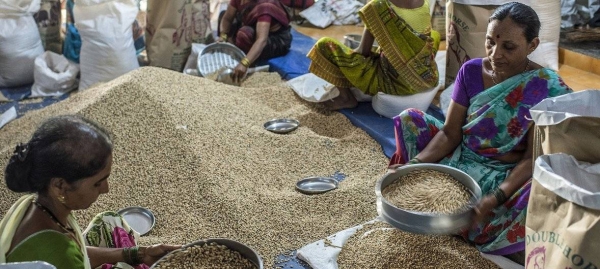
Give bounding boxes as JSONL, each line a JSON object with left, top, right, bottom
{"left": 146, "top": 0, "right": 214, "bottom": 72}
{"left": 445, "top": 0, "right": 560, "bottom": 88}
{"left": 526, "top": 154, "right": 600, "bottom": 269}
{"left": 74, "top": 0, "right": 139, "bottom": 90}
{"left": 34, "top": 0, "right": 61, "bottom": 54}
{"left": 530, "top": 90, "right": 600, "bottom": 164}
{"left": 0, "top": 0, "right": 44, "bottom": 87}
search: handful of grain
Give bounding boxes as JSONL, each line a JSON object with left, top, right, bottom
{"left": 382, "top": 169, "right": 471, "bottom": 214}
{"left": 152, "top": 242, "right": 257, "bottom": 269}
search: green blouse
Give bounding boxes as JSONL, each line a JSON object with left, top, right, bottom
{"left": 6, "top": 230, "right": 85, "bottom": 269}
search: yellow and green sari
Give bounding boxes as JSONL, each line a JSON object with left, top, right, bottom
{"left": 307, "top": 0, "right": 440, "bottom": 95}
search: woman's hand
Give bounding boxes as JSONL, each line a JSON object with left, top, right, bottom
{"left": 140, "top": 244, "right": 182, "bottom": 265}
{"left": 232, "top": 63, "right": 248, "bottom": 84}
{"left": 472, "top": 194, "right": 498, "bottom": 226}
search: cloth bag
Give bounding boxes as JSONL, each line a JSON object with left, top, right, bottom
{"left": 146, "top": 0, "right": 213, "bottom": 72}
{"left": 0, "top": 0, "right": 44, "bottom": 87}
{"left": 445, "top": 0, "right": 560, "bottom": 88}
{"left": 34, "top": 0, "right": 61, "bottom": 54}
{"left": 74, "top": 0, "right": 139, "bottom": 90}
{"left": 530, "top": 90, "right": 600, "bottom": 164}
{"left": 31, "top": 51, "right": 79, "bottom": 97}
{"left": 525, "top": 154, "right": 600, "bottom": 269}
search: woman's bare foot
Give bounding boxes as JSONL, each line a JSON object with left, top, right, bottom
{"left": 323, "top": 87, "right": 358, "bottom": 110}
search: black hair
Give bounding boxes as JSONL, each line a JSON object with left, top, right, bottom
{"left": 489, "top": 2, "right": 540, "bottom": 43}
{"left": 5, "top": 115, "right": 113, "bottom": 193}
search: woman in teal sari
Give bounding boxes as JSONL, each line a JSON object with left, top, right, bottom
{"left": 388, "top": 2, "right": 571, "bottom": 264}
{"left": 0, "top": 115, "right": 180, "bottom": 269}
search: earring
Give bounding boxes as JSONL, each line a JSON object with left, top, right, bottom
{"left": 58, "top": 195, "right": 66, "bottom": 204}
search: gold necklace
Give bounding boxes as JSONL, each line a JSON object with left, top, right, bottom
{"left": 33, "top": 200, "right": 75, "bottom": 234}
{"left": 491, "top": 59, "right": 530, "bottom": 85}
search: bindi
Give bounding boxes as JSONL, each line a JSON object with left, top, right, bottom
{"left": 496, "top": 34, "right": 500, "bottom": 38}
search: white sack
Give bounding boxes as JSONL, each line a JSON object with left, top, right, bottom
{"left": 534, "top": 154, "right": 600, "bottom": 210}
{"left": 31, "top": 51, "right": 79, "bottom": 97}
{"left": 287, "top": 73, "right": 340, "bottom": 102}
{"left": 74, "top": 0, "right": 139, "bottom": 90}
{"left": 299, "top": 0, "right": 363, "bottom": 28}
{"left": 0, "top": 0, "right": 44, "bottom": 87}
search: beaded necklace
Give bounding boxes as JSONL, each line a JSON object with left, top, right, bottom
{"left": 491, "top": 59, "right": 530, "bottom": 85}
{"left": 33, "top": 200, "right": 75, "bottom": 234}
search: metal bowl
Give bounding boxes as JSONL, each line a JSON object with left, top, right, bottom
{"left": 375, "top": 163, "right": 482, "bottom": 235}
{"left": 343, "top": 34, "right": 379, "bottom": 50}
{"left": 263, "top": 118, "right": 299, "bottom": 134}
{"left": 197, "top": 42, "right": 246, "bottom": 78}
{"left": 150, "top": 238, "right": 264, "bottom": 269}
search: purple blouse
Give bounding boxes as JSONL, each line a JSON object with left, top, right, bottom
{"left": 451, "top": 58, "right": 485, "bottom": 107}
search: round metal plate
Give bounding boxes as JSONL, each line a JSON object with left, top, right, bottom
{"left": 296, "top": 177, "right": 339, "bottom": 194}
{"left": 197, "top": 43, "right": 246, "bottom": 78}
{"left": 264, "top": 118, "right": 299, "bottom": 134}
{"left": 117, "top": 206, "right": 155, "bottom": 236}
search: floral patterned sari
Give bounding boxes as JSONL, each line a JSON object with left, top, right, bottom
{"left": 390, "top": 68, "right": 571, "bottom": 254}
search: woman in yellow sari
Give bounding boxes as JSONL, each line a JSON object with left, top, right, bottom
{"left": 308, "top": 0, "right": 440, "bottom": 110}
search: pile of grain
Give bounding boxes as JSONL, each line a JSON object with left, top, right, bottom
{"left": 337, "top": 221, "right": 500, "bottom": 268}
{"left": 382, "top": 169, "right": 471, "bottom": 214}
{"left": 153, "top": 243, "right": 256, "bottom": 269}
{"left": 0, "top": 67, "right": 384, "bottom": 266}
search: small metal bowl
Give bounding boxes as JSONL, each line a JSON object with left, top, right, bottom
{"left": 117, "top": 206, "right": 155, "bottom": 236}
{"left": 375, "top": 163, "right": 482, "bottom": 235}
{"left": 263, "top": 118, "right": 299, "bottom": 134}
{"left": 150, "top": 238, "right": 264, "bottom": 269}
{"left": 296, "top": 176, "right": 339, "bottom": 194}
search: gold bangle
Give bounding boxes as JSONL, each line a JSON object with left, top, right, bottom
{"left": 220, "top": 33, "right": 227, "bottom": 40}
{"left": 240, "top": 57, "right": 250, "bottom": 67}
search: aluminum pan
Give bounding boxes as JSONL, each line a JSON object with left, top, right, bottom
{"left": 197, "top": 43, "right": 246, "bottom": 77}
{"left": 375, "top": 163, "right": 482, "bottom": 235}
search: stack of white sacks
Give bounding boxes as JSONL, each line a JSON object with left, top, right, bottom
{"left": 0, "top": 0, "right": 139, "bottom": 95}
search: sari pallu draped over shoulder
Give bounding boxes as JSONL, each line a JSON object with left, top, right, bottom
{"left": 239, "top": 0, "right": 290, "bottom": 27}
{"left": 307, "top": 0, "right": 439, "bottom": 95}
{"left": 391, "top": 68, "right": 571, "bottom": 254}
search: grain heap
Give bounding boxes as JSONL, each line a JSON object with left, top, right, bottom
{"left": 0, "top": 67, "right": 384, "bottom": 266}
{"left": 336, "top": 221, "right": 500, "bottom": 268}
{"left": 382, "top": 169, "right": 471, "bottom": 214}
{"left": 153, "top": 242, "right": 257, "bottom": 269}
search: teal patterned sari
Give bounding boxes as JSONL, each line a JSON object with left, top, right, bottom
{"left": 390, "top": 68, "right": 571, "bottom": 254}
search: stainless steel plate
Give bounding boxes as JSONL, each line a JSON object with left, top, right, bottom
{"left": 264, "top": 118, "right": 299, "bottom": 134}
{"left": 296, "top": 177, "right": 339, "bottom": 194}
{"left": 197, "top": 43, "right": 246, "bottom": 78}
{"left": 150, "top": 238, "right": 264, "bottom": 269}
{"left": 117, "top": 206, "right": 155, "bottom": 236}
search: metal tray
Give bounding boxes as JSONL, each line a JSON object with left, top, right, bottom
{"left": 375, "top": 163, "right": 481, "bottom": 235}
{"left": 264, "top": 118, "right": 299, "bottom": 134}
{"left": 296, "top": 176, "right": 339, "bottom": 194}
{"left": 197, "top": 43, "right": 246, "bottom": 78}
{"left": 117, "top": 206, "right": 155, "bottom": 236}
{"left": 150, "top": 238, "right": 264, "bottom": 269}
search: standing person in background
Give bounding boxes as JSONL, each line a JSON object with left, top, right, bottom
{"left": 388, "top": 2, "right": 572, "bottom": 264}
{"left": 0, "top": 115, "right": 180, "bottom": 269}
{"left": 217, "top": 0, "right": 292, "bottom": 82}
{"left": 307, "top": 0, "right": 440, "bottom": 110}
